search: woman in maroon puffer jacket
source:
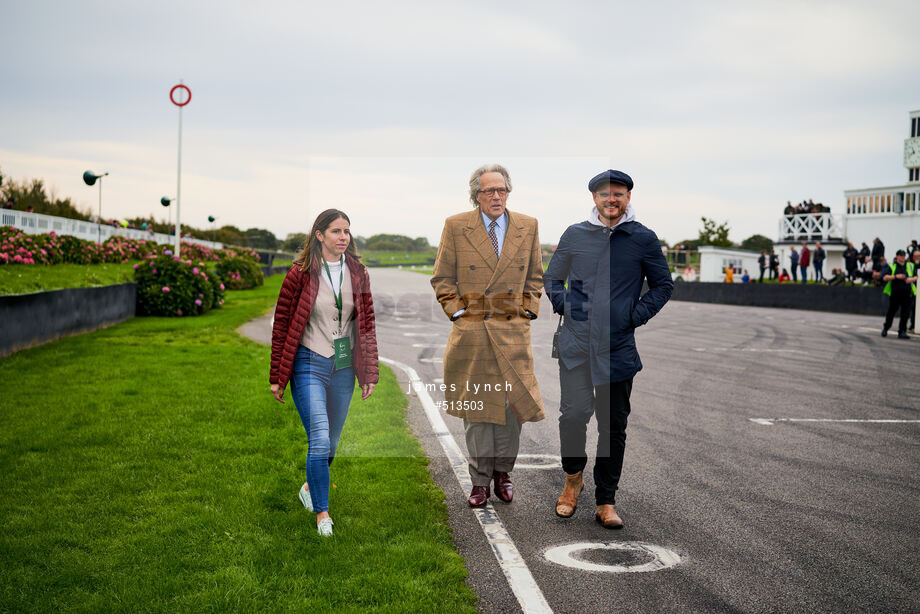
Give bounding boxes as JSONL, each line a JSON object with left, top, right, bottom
{"left": 269, "top": 209, "right": 378, "bottom": 537}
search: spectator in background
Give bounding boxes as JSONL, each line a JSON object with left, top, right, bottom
{"left": 784, "top": 201, "right": 795, "bottom": 216}
{"left": 881, "top": 250, "right": 917, "bottom": 339}
{"left": 758, "top": 250, "right": 767, "bottom": 283}
{"left": 858, "top": 256, "right": 874, "bottom": 284}
{"left": 24, "top": 205, "right": 34, "bottom": 213}
{"left": 769, "top": 250, "right": 779, "bottom": 280}
{"left": 871, "top": 237, "right": 885, "bottom": 269}
{"left": 907, "top": 240, "right": 919, "bottom": 260}
{"left": 2, "top": 197, "right": 13, "bottom": 209}
{"left": 874, "top": 257, "right": 888, "bottom": 287}
{"left": 843, "top": 242, "right": 859, "bottom": 282}
{"left": 724, "top": 265, "right": 734, "bottom": 283}
{"left": 799, "top": 243, "right": 810, "bottom": 284}
{"left": 789, "top": 246, "right": 800, "bottom": 283}
{"left": 859, "top": 242, "right": 870, "bottom": 262}
{"left": 813, "top": 241, "right": 826, "bottom": 282}
{"left": 827, "top": 268, "right": 846, "bottom": 286}
{"left": 741, "top": 269, "right": 750, "bottom": 284}
{"left": 911, "top": 250, "right": 920, "bottom": 332}
{"left": 778, "top": 269, "right": 791, "bottom": 283}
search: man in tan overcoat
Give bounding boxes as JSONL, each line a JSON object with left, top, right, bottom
{"left": 431, "top": 163, "right": 545, "bottom": 508}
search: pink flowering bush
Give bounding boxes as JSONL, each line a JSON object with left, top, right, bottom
{"left": 134, "top": 254, "right": 224, "bottom": 317}
{"left": 0, "top": 227, "right": 246, "bottom": 270}
{"left": 215, "top": 254, "right": 263, "bottom": 290}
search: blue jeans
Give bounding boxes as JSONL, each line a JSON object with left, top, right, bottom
{"left": 814, "top": 262, "right": 824, "bottom": 282}
{"left": 800, "top": 265, "right": 808, "bottom": 284}
{"left": 289, "top": 345, "right": 355, "bottom": 513}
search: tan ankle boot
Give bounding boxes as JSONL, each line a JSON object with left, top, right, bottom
{"left": 595, "top": 504, "right": 624, "bottom": 529}
{"left": 555, "top": 471, "right": 583, "bottom": 518}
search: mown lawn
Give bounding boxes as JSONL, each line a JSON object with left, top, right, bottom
{"left": 0, "top": 263, "right": 137, "bottom": 295}
{"left": 0, "top": 276, "right": 475, "bottom": 613}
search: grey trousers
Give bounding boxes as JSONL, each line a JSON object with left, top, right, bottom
{"left": 464, "top": 401, "right": 522, "bottom": 487}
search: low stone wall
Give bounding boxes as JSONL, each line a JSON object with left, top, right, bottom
{"left": 0, "top": 283, "right": 137, "bottom": 357}
{"left": 671, "top": 281, "right": 887, "bottom": 315}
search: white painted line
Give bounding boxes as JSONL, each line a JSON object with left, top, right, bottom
{"left": 858, "top": 327, "right": 880, "bottom": 332}
{"left": 544, "top": 542, "right": 681, "bottom": 574}
{"left": 418, "top": 357, "right": 443, "bottom": 363}
{"left": 391, "top": 312, "right": 420, "bottom": 318}
{"left": 403, "top": 332, "right": 442, "bottom": 337}
{"left": 749, "top": 418, "right": 920, "bottom": 426}
{"left": 514, "top": 454, "right": 562, "bottom": 470}
{"left": 691, "top": 347, "right": 806, "bottom": 354}
{"left": 411, "top": 343, "right": 446, "bottom": 348}
{"left": 433, "top": 378, "right": 444, "bottom": 384}
{"left": 380, "top": 357, "right": 553, "bottom": 614}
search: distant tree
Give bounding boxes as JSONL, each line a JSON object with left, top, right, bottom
{"left": 281, "top": 232, "right": 307, "bottom": 253}
{"left": 353, "top": 235, "right": 367, "bottom": 250}
{"left": 697, "top": 217, "right": 733, "bottom": 247}
{"left": 365, "top": 239, "right": 404, "bottom": 251}
{"left": 244, "top": 227, "right": 278, "bottom": 250}
{"left": 216, "top": 225, "right": 245, "bottom": 246}
{"left": 740, "top": 234, "right": 773, "bottom": 252}
{"left": 673, "top": 239, "right": 702, "bottom": 250}
{"left": 0, "top": 175, "right": 92, "bottom": 221}
{"left": 364, "top": 234, "right": 432, "bottom": 252}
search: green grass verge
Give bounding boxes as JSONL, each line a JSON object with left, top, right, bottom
{"left": 0, "top": 276, "right": 475, "bottom": 613}
{"left": 410, "top": 267, "right": 434, "bottom": 276}
{"left": 0, "top": 263, "right": 137, "bottom": 295}
{"left": 362, "top": 251, "right": 436, "bottom": 266}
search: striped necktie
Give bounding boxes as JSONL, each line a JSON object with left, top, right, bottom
{"left": 488, "top": 220, "right": 499, "bottom": 257}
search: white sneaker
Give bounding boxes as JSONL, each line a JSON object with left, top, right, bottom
{"left": 317, "top": 517, "right": 334, "bottom": 537}
{"left": 298, "top": 484, "right": 314, "bottom": 513}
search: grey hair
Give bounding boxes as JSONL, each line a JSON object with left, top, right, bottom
{"left": 469, "top": 164, "right": 512, "bottom": 205}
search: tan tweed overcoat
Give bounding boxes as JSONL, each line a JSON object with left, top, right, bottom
{"left": 430, "top": 208, "right": 545, "bottom": 425}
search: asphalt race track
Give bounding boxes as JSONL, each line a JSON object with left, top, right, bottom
{"left": 243, "top": 268, "right": 920, "bottom": 613}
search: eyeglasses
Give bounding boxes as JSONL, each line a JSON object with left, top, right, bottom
{"left": 479, "top": 188, "right": 508, "bottom": 197}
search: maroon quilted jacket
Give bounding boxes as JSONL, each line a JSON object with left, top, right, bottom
{"left": 270, "top": 253, "right": 379, "bottom": 390}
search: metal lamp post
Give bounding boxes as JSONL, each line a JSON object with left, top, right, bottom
{"left": 170, "top": 82, "right": 191, "bottom": 257}
{"left": 160, "top": 196, "right": 173, "bottom": 236}
{"left": 83, "top": 170, "right": 109, "bottom": 243}
{"left": 208, "top": 215, "right": 217, "bottom": 244}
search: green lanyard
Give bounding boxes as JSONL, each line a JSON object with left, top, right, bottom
{"left": 322, "top": 256, "right": 345, "bottom": 334}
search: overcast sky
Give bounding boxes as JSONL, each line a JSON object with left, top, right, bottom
{"left": 2, "top": 0, "right": 919, "bottom": 247}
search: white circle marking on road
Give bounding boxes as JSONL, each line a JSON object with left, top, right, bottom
{"left": 544, "top": 541, "right": 681, "bottom": 573}
{"left": 514, "top": 454, "right": 561, "bottom": 469}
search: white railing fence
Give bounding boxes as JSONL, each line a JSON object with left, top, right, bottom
{"left": 778, "top": 213, "right": 845, "bottom": 242}
{"left": 0, "top": 210, "right": 222, "bottom": 250}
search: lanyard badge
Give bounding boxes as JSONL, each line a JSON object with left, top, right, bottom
{"left": 323, "top": 256, "right": 353, "bottom": 370}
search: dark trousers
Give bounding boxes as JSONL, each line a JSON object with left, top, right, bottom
{"left": 884, "top": 292, "right": 912, "bottom": 334}
{"left": 791, "top": 265, "right": 798, "bottom": 282}
{"left": 558, "top": 362, "right": 632, "bottom": 505}
{"left": 846, "top": 266, "right": 857, "bottom": 282}
{"left": 759, "top": 267, "right": 766, "bottom": 283}
{"left": 769, "top": 266, "right": 778, "bottom": 280}
{"left": 814, "top": 262, "right": 824, "bottom": 282}
{"left": 800, "top": 265, "right": 808, "bottom": 284}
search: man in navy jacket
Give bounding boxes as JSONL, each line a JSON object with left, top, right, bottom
{"left": 543, "top": 169, "right": 673, "bottom": 529}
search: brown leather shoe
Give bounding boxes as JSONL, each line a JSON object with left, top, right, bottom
{"left": 493, "top": 471, "right": 513, "bottom": 503}
{"left": 555, "top": 471, "right": 583, "bottom": 518}
{"left": 595, "top": 504, "right": 624, "bottom": 529}
{"left": 468, "top": 485, "right": 489, "bottom": 507}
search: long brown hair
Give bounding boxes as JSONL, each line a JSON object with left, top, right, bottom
{"left": 293, "top": 209, "right": 360, "bottom": 272}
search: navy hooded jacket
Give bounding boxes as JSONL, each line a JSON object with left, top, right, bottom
{"left": 543, "top": 219, "right": 673, "bottom": 385}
